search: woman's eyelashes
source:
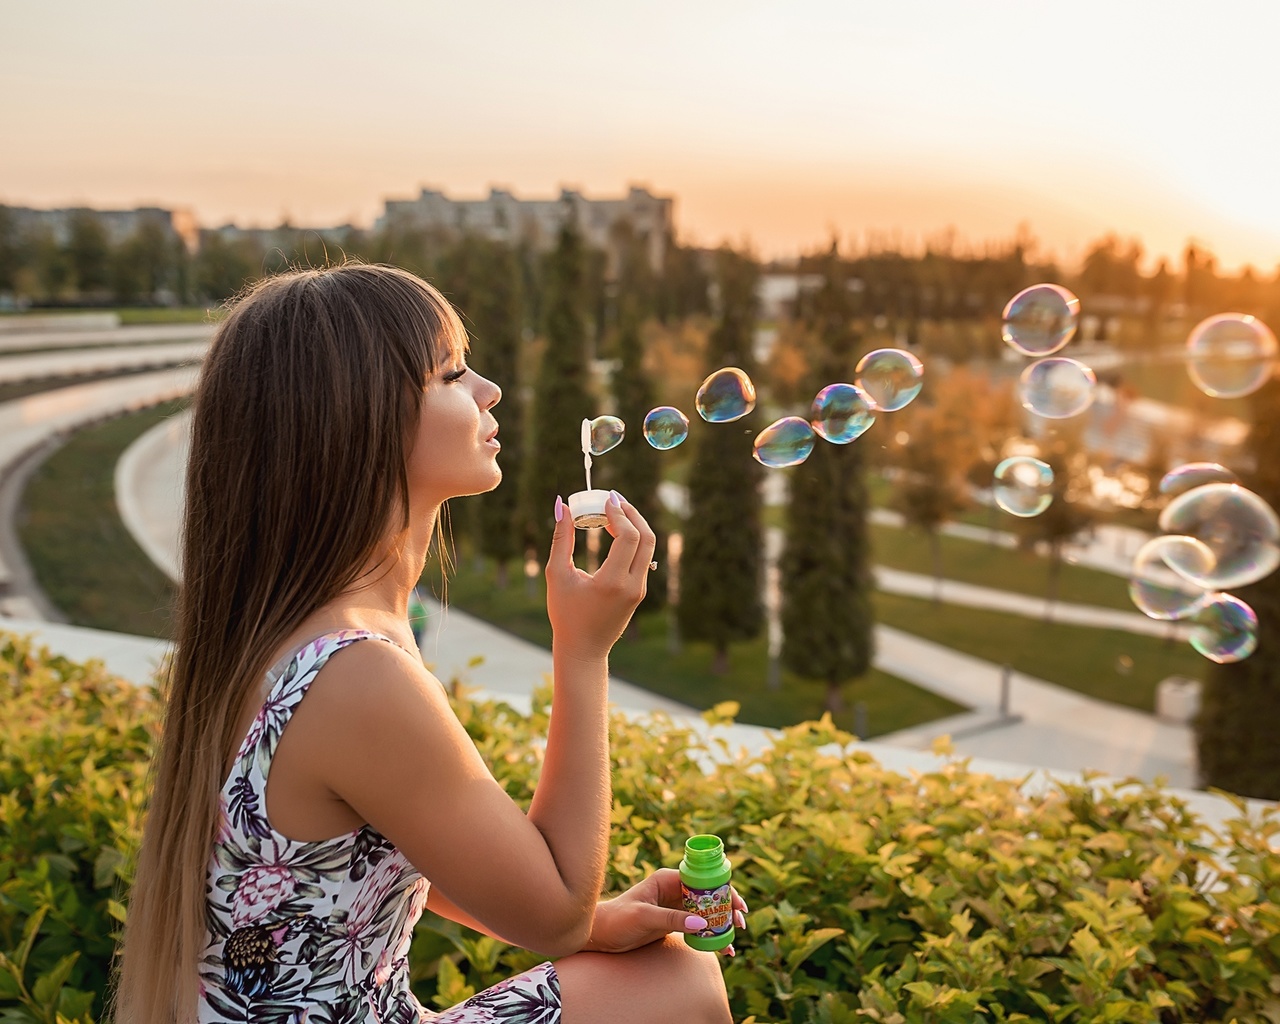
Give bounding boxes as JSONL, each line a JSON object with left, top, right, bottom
{"left": 442, "top": 366, "right": 469, "bottom": 383}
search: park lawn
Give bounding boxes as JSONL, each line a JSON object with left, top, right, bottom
{"left": 431, "top": 553, "right": 965, "bottom": 738}
{"left": 18, "top": 402, "right": 183, "bottom": 637}
{"left": 873, "top": 590, "right": 1206, "bottom": 713}
{"left": 870, "top": 521, "right": 1136, "bottom": 611}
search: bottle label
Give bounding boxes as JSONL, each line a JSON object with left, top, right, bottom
{"left": 681, "top": 881, "right": 732, "bottom": 937}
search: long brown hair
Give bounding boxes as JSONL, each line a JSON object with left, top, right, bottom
{"left": 111, "top": 264, "right": 467, "bottom": 1023}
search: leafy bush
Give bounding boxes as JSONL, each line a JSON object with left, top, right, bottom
{"left": 0, "top": 633, "right": 153, "bottom": 1023}
{"left": 3, "top": 630, "right": 1280, "bottom": 1024}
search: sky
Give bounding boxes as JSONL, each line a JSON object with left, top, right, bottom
{"left": 5, "top": 0, "right": 1280, "bottom": 271}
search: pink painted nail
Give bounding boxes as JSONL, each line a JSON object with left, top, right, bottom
{"left": 735, "top": 910, "right": 747, "bottom": 930}
{"left": 608, "top": 489, "right": 622, "bottom": 508}
{"left": 684, "top": 914, "right": 708, "bottom": 931}
{"left": 554, "top": 495, "right": 564, "bottom": 522}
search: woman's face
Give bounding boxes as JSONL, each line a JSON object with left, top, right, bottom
{"left": 406, "top": 356, "right": 503, "bottom": 509}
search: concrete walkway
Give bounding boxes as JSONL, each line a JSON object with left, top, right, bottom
{"left": 0, "top": 340, "right": 209, "bottom": 384}
{"left": 118, "top": 411, "right": 1201, "bottom": 787}
{"left": 0, "top": 322, "right": 214, "bottom": 354}
{"left": 0, "top": 366, "right": 200, "bottom": 614}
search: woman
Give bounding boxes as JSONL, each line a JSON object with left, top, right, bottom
{"left": 112, "top": 264, "right": 740, "bottom": 1023}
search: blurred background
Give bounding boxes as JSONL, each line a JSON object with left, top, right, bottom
{"left": 4, "top": 0, "right": 1280, "bottom": 801}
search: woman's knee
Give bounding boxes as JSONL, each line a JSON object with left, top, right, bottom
{"left": 557, "top": 935, "right": 731, "bottom": 1024}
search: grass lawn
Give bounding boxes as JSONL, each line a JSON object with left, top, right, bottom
{"left": 873, "top": 591, "right": 1206, "bottom": 713}
{"left": 18, "top": 402, "right": 183, "bottom": 637}
{"left": 869, "top": 522, "right": 1135, "bottom": 611}
{"left": 431, "top": 553, "right": 965, "bottom": 738}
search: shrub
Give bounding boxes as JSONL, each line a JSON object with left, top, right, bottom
{"left": 3, "top": 630, "right": 1279, "bottom": 1023}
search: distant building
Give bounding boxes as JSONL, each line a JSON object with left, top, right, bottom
{"left": 203, "top": 223, "right": 358, "bottom": 253}
{"left": 376, "top": 185, "right": 674, "bottom": 274}
{"left": 3, "top": 204, "right": 199, "bottom": 251}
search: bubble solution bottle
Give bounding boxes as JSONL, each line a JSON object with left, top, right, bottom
{"left": 680, "top": 834, "right": 734, "bottom": 952}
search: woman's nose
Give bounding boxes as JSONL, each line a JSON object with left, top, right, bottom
{"left": 482, "top": 376, "right": 502, "bottom": 410}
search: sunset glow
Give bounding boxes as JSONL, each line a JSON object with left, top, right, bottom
{"left": 5, "top": 0, "right": 1280, "bottom": 269}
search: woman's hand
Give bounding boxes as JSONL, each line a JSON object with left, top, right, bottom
{"left": 582, "top": 869, "right": 749, "bottom": 957}
{"left": 545, "top": 491, "right": 656, "bottom": 664}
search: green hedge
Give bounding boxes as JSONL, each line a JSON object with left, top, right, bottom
{"left": 3, "top": 630, "right": 1279, "bottom": 1023}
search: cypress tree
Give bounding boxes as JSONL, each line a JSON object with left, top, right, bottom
{"left": 609, "top": 304, "right": 667, "bottom": 611}
{"left": 1197, "top": 375, "right": 1280, "bottom": 799}
{"left": 523, "top": 218, "right": 594, "bottom": 555}
{"left": 780, "top": 246, "right": 875, "bottom": 714}
{"left": 676, "top": 249, "right": 763, "bottom": 672}
{"left": 467, "top": 240, "right": 526, "bottom": 586}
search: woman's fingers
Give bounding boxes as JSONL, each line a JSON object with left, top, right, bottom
{"left": 544, "top": 495, "right": 577, "bottom": 581}
{"left": 598, "top": 492, "right": 643, "bottom": 582}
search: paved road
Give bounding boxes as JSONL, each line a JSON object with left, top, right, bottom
{"left": 0, "top": 366, "right": 200, "bottom": 615}
{"left": 0, "top": 322, "right": 214, "bottom": 354}
{"left": 118, "top": 411, "right": 1200, "bottom": 787}
{"left": 0, "top": 340, "right": 208, "bottom": 384}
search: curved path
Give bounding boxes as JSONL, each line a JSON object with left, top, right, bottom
{"left": 0, "top": 340, "right": 208, "bottom": 384}
{"left": 0, "top": 322, "right": 214, "bottom": 354}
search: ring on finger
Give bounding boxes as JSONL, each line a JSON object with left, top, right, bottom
{"left": 648, "top": 561, "right": 658, "bottom": 571}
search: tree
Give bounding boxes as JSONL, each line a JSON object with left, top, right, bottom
{"left": 66, "top": 211, "right": 111, "bottom": 297}
{"left": 468, "top": 240, "right": 527, "bottom": 584}
{"left": 1015, "top": 429, "right": 1095, "bottom": 620}
{"left": 608, "top": 304, "right": 667, "bottom": 612}
{"left": 676, "top": 248, "right": 763, "bottom": 672}
{"left": 0, "top": 206, "right": 20, "bottom": 296}
{"left": 111, "top": 221, "right": 176, "bottom": 305}
{"left": 890, "top": 405, "right": 966, "bottom": 603}
{"left": 194, "top": 232, "right": 263, "bottom": 302}
{"left": 1197, "top": 376, "right": 1280, "bottom": 799}
{"left": 522, "top": 217, "right": 594, "bottom": 555}
{"left": 780, "top": 245, "right": 875, "bottom": 712}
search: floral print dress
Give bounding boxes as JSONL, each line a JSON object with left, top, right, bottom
{"left": 198, "top": 630, "right": 562, "bottom": 1024}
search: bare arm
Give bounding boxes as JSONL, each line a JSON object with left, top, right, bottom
{"left": 314, "top": 495, "right": 654, "bottom": 957}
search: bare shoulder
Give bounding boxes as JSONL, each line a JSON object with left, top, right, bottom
{"left": 296, "top": 636, "right": 485, "bottom": 807}
{"left": 309, "top": 637, "right": 443, "bottom": 712}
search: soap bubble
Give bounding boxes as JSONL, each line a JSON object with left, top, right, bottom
{"left": 993, "top": 456, "right": 1054, "bottom": 518}
{"left": 587, "top": 415, "right": 625, "bottom": 456}
{"left": 1189, "top": 593, "right": 1258, "bottom": 663}
{"left": 810, "top": 383, "right": 875, "bottom": 443}
{"left": 1158, "top": 482, "right": 1280, "bottom": 589}
{"left": 1159, "top": 462, "right": 1239, "bottom": 497}
{"left": 696, "top": 367, "right": 757, "bottom": 423}
{"left": 855, "top": 349, "right": 923, "bottom": 412}
{"left": 1186, "top": 313, "right": 1277, "bottom": 398}
{"left": 1128, "top": 536, "right": 1215, "bottom": 620}
{"left": 1002, "top": 284, "right": 1080, "bottom": 356}
{"left": 753, "top": 416, "right": 816, "bottom": 468}
{"left": 1019, "top": 357, "right": 1097, "bottom": 419}
{"left": 642, "top": 406, "right": 690, "bottom": 450}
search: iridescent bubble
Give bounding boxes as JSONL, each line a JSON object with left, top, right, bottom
{"left": 810, "top": 383, "right": 875, "bottom": 443}
{"left": 1019, "top": 357, "right": 1097, "bottom": 419}
{"left": 1186, "top": 313, "right": 1278, "bottom": 399}
{"left": 993, "top": 456, "right": 1054, "bottom": 518}
{"left": 587, "top": 415, "right": 625, "bottom": 456}
{"left": 1128, "top": 536, "right": 1215, "bottom": 620}
{"left": 1159, "top": 462, "right": 1239, "bottom": 497}
{"left": 1002, "top": 284, "right": 1080, "bottom": 357}
{"left": 753, "top": 416, "right": 815, "bottom": 468}
{"left": 696, "top": 367, "right": 757, "bottom": 423}
{"left": 1189, "top": 593, "right": 1258, "bottom": 663}
{"left": 642, "top": 406, "right": 689, "bottom": 450}
{"left": 1158, "top": 482, "right": 1280, "bottom": 589}
{"left": 855, "top": 349, "right": 923, "bottom": 412}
